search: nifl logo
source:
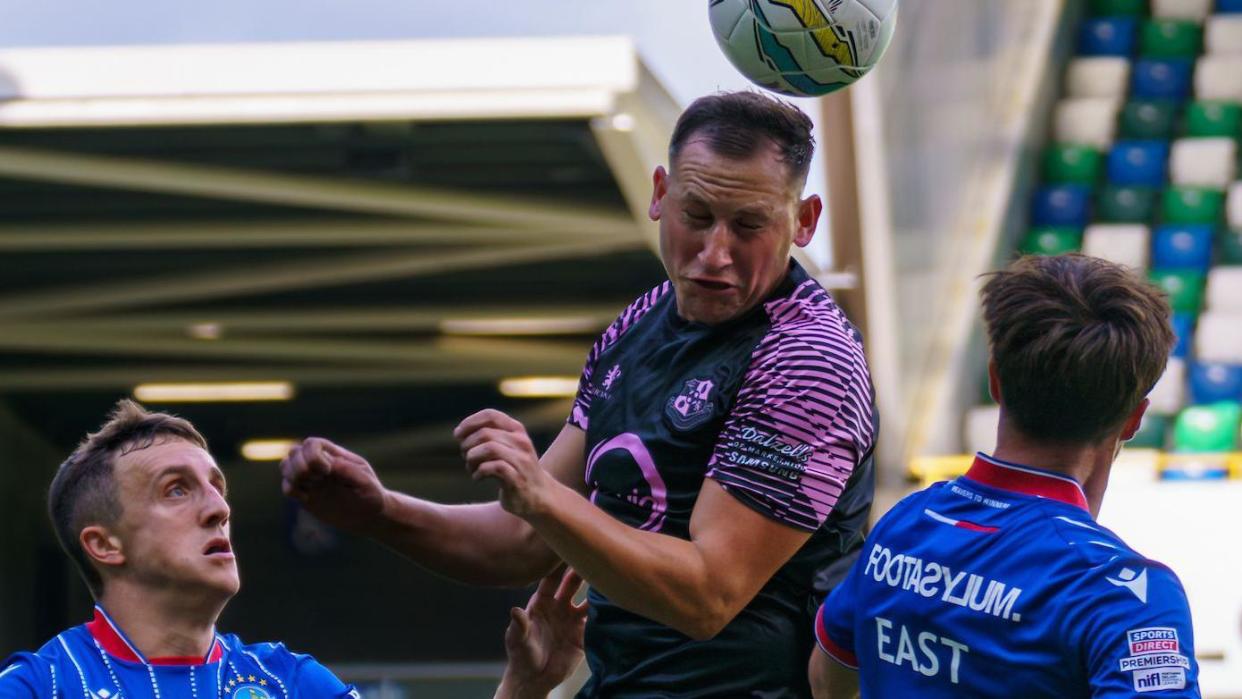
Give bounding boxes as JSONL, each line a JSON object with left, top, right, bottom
{"left": 665, "top": 378, "right": 716, "bottom": 430}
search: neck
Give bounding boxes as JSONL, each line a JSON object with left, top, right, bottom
{"left": 992, "top": 422, "right": 1119, "bottom": 518}
{"left": 97, "top": 580, "right": 226, "bottom": 660}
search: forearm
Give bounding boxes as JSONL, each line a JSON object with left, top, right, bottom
{"left": 373, "top": 490, "right": 559, "bottom": 587}
{"left": 526, "top": 482, "right": 723, "bottom": 639}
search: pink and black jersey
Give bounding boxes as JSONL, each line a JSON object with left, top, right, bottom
{"left": 570, "top": 260, "right": 877, "bottom": 698}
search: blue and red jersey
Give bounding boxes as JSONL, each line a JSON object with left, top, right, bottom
{"left": 816, "top": 453, "right": 1199, "bottom": 697}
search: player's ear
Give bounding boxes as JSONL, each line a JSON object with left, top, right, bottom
{"left": 793, "top": 194, "right": 823, "bottom": 248}
{"left": 649, "top": 166, "right": 669, "bottom": 222}
{"left": 987, "top": 359, "right": 1001, "bottom": 403}
{"left": 1120, "top": 398, "right": 1149, "bottom": 441}
{"left": 81, "top": 525, "right": 126, "bottom": 569}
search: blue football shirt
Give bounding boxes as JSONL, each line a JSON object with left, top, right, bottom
{"left": 816, "top": 454, "right": 1200, "bottom": 697}
{"left": 0, "top": 605, "right": 359, "bottom": 698}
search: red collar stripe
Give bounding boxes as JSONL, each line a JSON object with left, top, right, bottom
{"left": 963, "top": 454, "right": 1089, "bottom": 512}
{"left": 88, "top": 606, "right": 223, "bottom": 665}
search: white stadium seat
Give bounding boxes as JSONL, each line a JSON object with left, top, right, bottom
{"left": 1170, "top": 138, "right": 1237, "bottom": 188}
{"left": 1195, "top": 57, "right": 1242, "bottom": 100}
{"left": 1148, "top": 358, "right": 1186, "bottom": 415}
{"left": 1195, "top": 311, "right": 1242, "bottom": 364}
{"left": 1082, "top": 224, "right": 1150, "bottom": 271}
{"left": 1205, "top": 266, "right": 1242, "bottom": 312}
{"left": 1228, "top": 181, "right": 1242, "bottom": 229}
{"left": 1206, "top": 15, "right": 1242, "bottom": 54}
{"left": 1153, "top": 0, "right": 1212, "bottom": 21}
{"left": 1054, "top": 98, "right": 1120, "bottom": 148}
{"left": 964, "top": 405, "right": 1000, "bottom": 457}
{"left": 1067, "top": 58, "right": 1131, "bottom": 99}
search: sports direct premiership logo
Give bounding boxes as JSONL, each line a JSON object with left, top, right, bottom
{"left": 665, "top": 378, "right": 716, "bottom": 430}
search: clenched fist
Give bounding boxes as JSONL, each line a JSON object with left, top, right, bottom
{"left": 280, "top": 437, "right": 387, "bottom": 535}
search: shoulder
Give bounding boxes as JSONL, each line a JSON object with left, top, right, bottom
{"left": 600, "top": 281, "right": 674, "bottom": 345}
{"left": 1047, "top": 517, "right": 1191, "bottom": 615}
{"left": 763, "top": 278, "right": 866, "bottom": 360}
{"left": 1, "top": 626, "right": 93, "bottom": 696}
{"left": 223, "top": 635, "right": 352, "bottom": 694}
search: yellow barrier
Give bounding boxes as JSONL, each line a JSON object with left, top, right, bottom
{"left": 908, "top": 451, "right": 1242, "bottom": 488}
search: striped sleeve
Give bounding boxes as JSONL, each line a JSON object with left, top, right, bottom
{"left": 705, "top": 286, "right": 874, "bottom": 531}
{"left": 569, "top": 282, "right": 672, "bottom": 430}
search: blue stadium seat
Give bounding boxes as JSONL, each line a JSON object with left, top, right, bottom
{"left": 1131, "top": 58, "right": 1193, "bottom": 99}
{"left": 1032, "top": 185, "right": 1091, "bottom": 227}
{"left": 1152, "top": 223, "right": 1215, "bottom": 272}
{"left": 1079, "top": 18, "right": 1139, "bottom": 56}
{"left": 1188, "top": 361, "right": 1242, "bottom": 404}
{"left": 1172, "top": 312, "right": 1196, "bottom": 358}
{"left": 1107, "top": 140, "right": 1170, "bottom": 186}
{"left": 1219, "top": 0, "right": 1242, "bottom": 13}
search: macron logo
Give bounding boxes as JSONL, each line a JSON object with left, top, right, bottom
{"left": 1107, "top": 567, "right": 1148, "bottom": 603}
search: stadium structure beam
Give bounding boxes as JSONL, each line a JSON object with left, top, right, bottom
{"left": 0, "top": 238, "right": 644, "bottom": 319}
{"left": 346, "top": 398, "right": 574, "bottom": 458}
{"left": 0, "top": 145, "right": 639, "bottom": 236}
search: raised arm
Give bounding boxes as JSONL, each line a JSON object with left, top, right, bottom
{"left": 280, "top": 423, "right": 587, "bottom": 587}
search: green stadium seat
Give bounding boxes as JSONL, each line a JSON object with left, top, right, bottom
{"left": 1140, "top": 19, "right": 1203, "bottom": 57}
{"left": 1020, "top": 227, "right": 1082, "bottom": 255}
{"left": 1118, "top": 99, "right": 1180, "bottom": 139}
{"left": 1184, "top": 101, "right": 1242, "bottom": 137}
{"left": 1089, "top": 0, "right": 1147, "bottom": 17}
{"left": 1162, "top": 186, "right": 1225, "bottom": 223}
{"left": 1043, "top": 145, "right": 1102, "bottom": 184}
{"left": 1173, "top": 401, "right": 1242, "bottom": 452}
{"left": 1219, "top": 228, "right": 1242, "bottom": 264}
{"left": 1150, "top": 269, "right": 1206, "bottom": 312}
{"left": 1130, "top": 413, "right": 1170, "bottom": 448}
{"left": 1097, "top": 184, "right": 1158, "bottom": 222}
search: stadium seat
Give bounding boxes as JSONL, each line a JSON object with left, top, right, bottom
{"left": 1132, "top": 58, "right": 1194, "bottom": 99}
{"left": 1097, "top": 184, "right": 1158, "bottom": 222}
{"left": 1220, "top": 0, "right": 1242, "bottom": 14}
{"left": 1054, "top": 98, "right": 1120, "bottom": 147}
{"left": 1019, "top": 227, "right": 1082, "bottom": 255}
{"left": 1153, "top": 223, "right": 1215, "bottom": 271}
{"left": 1149, "top": 357, "right": 1188, "bottom": 414}
{"left": 1130, "top": 413, "right": 1171, "bottom": 448}
{"left": 1228, "top": 181, "right": 1242, "bottom": 227}
{"left": 964, "top": 405, "right": 1000, "bottom": 456}
{"left": 1082, "top": 18, "right": 1139, "bottom": 56}
{"left": 1163, "top": 185, "right": 1225, "bottom": 222}
{"left": 1189, "top": 361, "right": 1242, "bottom": 403}
{"left": 1141, "top": 19, "right": 1203, "bottom": 58}
{"left": 1153, "top": 0, "right": 1213, "bottom": 20}
{"left": 1205, "top": 265, "right": 1242, "bottom": 310}
{"left": 1184, "top": 100, "right": 1241, "bottom": 136}
{"left": 1068, "top": 57, "right": 1132, "bottom": 99}
{"left": 1044, "top": 144, "right": 1102, "bottom": 184}
{"left": 1032, "top": 185, "right": 1091, "bottom": 227}
{"left": 1196, "top": 311, "right": 1242, "bottom": 362}
{"left": 1195, "top": 57, "right": 1242, "bottom": 100}
{"left": 1171, "top": 312, "right": 1196, "bottom": 358}
{"left": 1084, "top": 224, "right": 1151, "bottom": 269}
{"left": 1169, "top": 137, "right": 1237, "bottom": 187}
{"left": 1090, "top": 0, "right": 1146, "bottom": 15}
{"left": 1107, "top": 140, "right": 1170, "bottom": 185}
{"left": 1206, "top": 15, "right": 1242, "bottom": 53}
{"left": 1150, "top": 269, "right": 1206, "bottom": 311}
{"left": 1173, "top": 401, "right": 1242, "bottom": 452}
{"left": 1219, "top": 227, "right": 1242, "bottom": 263}
{"left": 1118, "top": 99, "right": 1180, "bottom": 139}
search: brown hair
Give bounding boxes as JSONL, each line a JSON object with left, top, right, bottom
{"left": 669, "top": 90, "right": 815, "bottom": 187}
{"left": 980, "top": 254, "right": 1175, "bottom": 444}
{"left": 47, "top": 399, "right": 207, "bottom": 597}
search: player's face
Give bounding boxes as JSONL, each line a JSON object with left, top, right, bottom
{"left": 649, "top": 137, "right": 821, "bottom": 325}
{"left": 110, "top": 438, "right": 239, "bottom": 599}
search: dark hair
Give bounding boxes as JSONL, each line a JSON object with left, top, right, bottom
{"left": 669, "top": 91, "right": 816, "bottom": 187}
{"left": 48, "top": 399, "right": 208, "bottom": 597}
{"left": 980, "top": 254, "right": 1175, "bottom": 444}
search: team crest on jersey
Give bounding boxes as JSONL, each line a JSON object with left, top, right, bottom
{"left": 232, "top": 685, "right": 274, "bottom": 699}
{"left": 665, "top": 377, "right": 716, "bottom": 430}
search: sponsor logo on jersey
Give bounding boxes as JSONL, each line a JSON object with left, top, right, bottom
{"left": 1106, "top": 567, "right": 1148, "bottom": 603}
{"left": 862, "top": 543, "right": 1024, "bottom": 622}
{"left": 665, "top": 378, "right": 716, "bottom": 430}
{"left": 1128, "top": 627, "right": 1179, "bottom": 655}
{"left": 1119, "top": 653, "right": 1191, "bottom": 672}
{"left": 1133, "top": 668, "right": 1186, "bottom": 692}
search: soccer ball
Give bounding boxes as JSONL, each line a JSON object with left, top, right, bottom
{"left": 709, "top": 0, "right": 898, "bottom": 97}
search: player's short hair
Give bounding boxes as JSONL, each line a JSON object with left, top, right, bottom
{"left": 981, "top": 254, "right": 1175, "bottom": 444}
{"left": 669, "top": 90, "right": 815, "bottom": 188}
{"left": 48, "top": 399, "right": 208, "bottom": 598}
